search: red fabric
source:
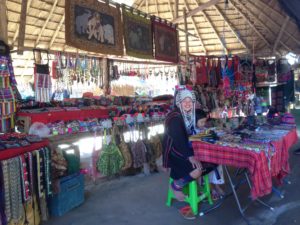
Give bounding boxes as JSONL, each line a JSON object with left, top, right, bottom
{"left": 17, "top": 108, "right": 109, "bottom": 124}
{"left": 0, "top": 139, "right": 49, "bottom": 160}
{"left": 192, "top": 129, "right": 298, "bottom": 199}
{"left": 197, "top": 56, "right": 208, "bottom": 84}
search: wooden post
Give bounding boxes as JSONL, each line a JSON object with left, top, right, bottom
{"left": 0, "top": 0, "right": 8, "bottom": 44}
{"left": 18, "top": 0, "right": 28, "bottom": 54}
{"left": 102, "top": 58, "right": 109, "bottom": 96}
{"left": 175, "top": 0, "right": 178, "bottom": 19}
{"left": 183, "top": 8, "right": 189, "bottom": 64}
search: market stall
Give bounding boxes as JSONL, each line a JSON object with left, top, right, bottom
{"left": 1, "top": 0, "right": 300, "bottom": 224}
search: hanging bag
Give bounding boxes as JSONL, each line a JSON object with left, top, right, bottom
{"left": 33, "top": 49, "right": 51, "bottom": 103}
{"left": 96, "top": 129, "right": 124, "bottom": 176}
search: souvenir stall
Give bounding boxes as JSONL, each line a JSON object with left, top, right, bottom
{"left": 1, "top": 0, "right": 300, "bottom": 224}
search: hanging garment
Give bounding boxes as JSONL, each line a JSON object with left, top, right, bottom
{"left": 6, "top": 158, "right": 23, "bottom": 223}
{"left": 34, "top": 64, "right": 51, "bottom": 103}
{"left": 234, "top": 56, "right": 242, "bottom": 83}
{"left": 130, "top": 140, "right": 147, "bottom": 169}
{"left": 0, "top": 163, "right": 7, "bottom": 225}
{"left": 209, "top": 59, "right": 218, "bottom": 87}
{"left": 196, "top": 57, "right": 208, "bottom": 85}
{"left": 97, "top": 130, "right": 124, "bottom": 176}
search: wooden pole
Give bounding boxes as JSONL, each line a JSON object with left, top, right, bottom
{"left": 173, "top": 0, "right": 220, "bottom": 24}
{"left": 102, "top": 58, "right": 109, "bottom": 96}
{"left": 183, "top": 8, "right": 189, "bottom": 64}
{"left": 0, "top": 0, "right": 8, "bottom": 44}
{"left": 18, "top": 0, "right": 28, "bottom": 54}
{"left": 175, "top": 0, "right": 179, "bottom": 19}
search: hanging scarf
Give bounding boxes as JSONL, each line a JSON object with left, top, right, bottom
{"left": 0, "top": 162, "right": 7, "bottom": 225}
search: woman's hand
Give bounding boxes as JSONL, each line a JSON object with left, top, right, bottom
{"left": 188, "top": 156, "right": 203, "bottom": 170}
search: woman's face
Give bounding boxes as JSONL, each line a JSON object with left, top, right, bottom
{"left": 181, "top": 97, "right": 193, "bottom": 112}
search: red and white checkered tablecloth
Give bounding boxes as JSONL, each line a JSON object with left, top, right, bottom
{"left": 192, "top": 128, "right": 298, "bottom": 199}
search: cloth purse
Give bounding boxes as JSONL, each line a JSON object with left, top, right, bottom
{"left": 97, "top": 129, "right": 124, "bottom": 176}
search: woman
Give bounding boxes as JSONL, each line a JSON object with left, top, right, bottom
{"left": 163, "top": 88, "right": 216, "bottom": 218}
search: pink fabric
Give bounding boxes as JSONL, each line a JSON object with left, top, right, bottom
{"left": 192, "top": 129, "right": 298, "bottom": 199}
{"left": 18, "top": 107, "right": 109, "bottom": 124}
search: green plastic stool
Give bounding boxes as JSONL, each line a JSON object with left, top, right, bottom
{"left": 166, "top": 174, "right": 213, "bottom": 215}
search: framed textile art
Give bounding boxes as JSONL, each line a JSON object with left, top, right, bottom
{"left": 123, "top": 10, "right": 153, "bottom": 59}
{"left": 65, "top": 0, "right": 123, "bottom": 56}
{"left": 153, "top": 20, "right": 179, "bottom": 63}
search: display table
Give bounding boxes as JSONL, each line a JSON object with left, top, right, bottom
{"left": 192, "top": 128, "right": 298, "bottom": 199}
{"left": 17, "top": 107, "right": 109, "bottom": 132}
{"left": 0, "top": 139, "right": 49, "bottom": 160}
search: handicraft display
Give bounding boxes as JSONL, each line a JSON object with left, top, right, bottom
{"left": 123, "top": 9, "right": 153, "bottom": 59}
{"left": 152, "top": 19, "right": 179, "bottom": 63}
{"left": 65, "top": 0, "right": 123, "bottom": 55}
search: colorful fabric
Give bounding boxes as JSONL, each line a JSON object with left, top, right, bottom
{"left": 34, "top": 64, "right": 51, "bottom": 103}
{"left": 97, "top": 135, "right": 124, "bottom": 176}
{"left": 152, "top": 19, "right": 178, "bottom": 63}
{"left": 192, "top": 128, "right": 298, "bottom": 199}
{"left": 123, "top": 10, "right": 153, "bottom": 59}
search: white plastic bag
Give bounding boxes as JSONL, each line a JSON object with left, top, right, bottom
{"left": 29, "top": 122, "right": 51, "bottom": 137}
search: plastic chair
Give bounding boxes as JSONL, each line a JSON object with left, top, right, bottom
{"left": 166, "top": 174, "right": 213, "bottom": 215}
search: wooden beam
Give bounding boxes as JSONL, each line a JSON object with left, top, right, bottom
{"left": 236, "top": 0, "right": 290, "bottom": 53}
{"left": 175, "top": 0, "right": 179, "bottom": 19}
{"left": 12, "top": 0, "right": 33, "bottom": 45}
{"left": 183, "top": 8, "right": 189, "bottom": 63}
{"left": 185, "top": 0, "right": 227, "bottom": 53}
{"left": 172, "top": 0, "right": 220, "bottom": 24}
{"left": 229, "top": 0, "right": 271, "bottom": 49}
{"left": 249, "top": 0, "right": 300, "bottom": 46}
{"left": 35, "top": 0, "right": 58, "bottom": 47}
{"left": 253, "top": 0, "right": 285, "bottom": 20}
{"left": 213, "top": 4, "right": 249, "bottom": 51}
{"left": 146, "top": 0, "right": 149, "bottom": 14}
{"left": 273, "top": 16, "right": 289, "bottom": 54}
{"left": 202, "top": 11, "right": 228, "bottom": 54}
{"left": 0, "top": 0, "right": 8, "bottom": 44}
{"left": 17, "top": 0, "right": 28, "bottom": 54}
{"left": 154, "top": 0, "right": 159, "bottom": 17}
{"left": 167, "top": 0, "right": 174, "bottom": 19}
{"left": 183, "top": 0, "right": 206, "bottom": 53}
{"left": 136, "top": 0, "right": 145, "bottom": 9}
{"left": 49, "top": 13, "right": 65, "bottom": 49}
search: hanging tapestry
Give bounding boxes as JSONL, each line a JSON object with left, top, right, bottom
{"left": 34, "top": 64, "right": 51, "bottom": 103}
{"left": 65, "top": 0, "right": 123, "bottom": 56}
{"left": 152, "top": 19, "right": 179, "bottom": 63}
{"left": 123, "top": 10, "right": 153, "bottom": 59}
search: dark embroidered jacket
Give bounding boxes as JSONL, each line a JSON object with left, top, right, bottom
{"left": 162, "top": 109, "right": 194, "bottom": 168}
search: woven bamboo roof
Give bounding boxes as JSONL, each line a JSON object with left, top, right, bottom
{"left": 3, "top": 0, "right": 300, "bottom": 58}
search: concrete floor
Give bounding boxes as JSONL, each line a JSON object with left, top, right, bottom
{"left": 44, "top": 113, "right": 300, "bottom": 225}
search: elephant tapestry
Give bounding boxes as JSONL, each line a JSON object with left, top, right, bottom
{"left": 153, "top": 20, "right": 179, "bottom": 63}
{"left": 65, "top": 0, "right": 123, "bottom": 55}
{"left": 123, "top": 10, "right": 153, "bottom": 59}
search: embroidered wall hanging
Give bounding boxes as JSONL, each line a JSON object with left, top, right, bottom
{"left": 123, "top": 9, "right": 153, "bottom": 59}
{"left": 65, "top": 0, "right": 124, "bottom": 56}
{"left": 152, "top": 20, "right": 179, "bottom": 63}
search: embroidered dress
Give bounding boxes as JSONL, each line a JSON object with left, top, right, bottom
{"left": 34, "top": 64, "right": 51, "bottom": 103}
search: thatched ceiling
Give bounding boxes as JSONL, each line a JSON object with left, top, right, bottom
{"left": 133, "top": 0, "right": 300, "bottom": 56}
{"left": 3, "top": 0, "right": 300, "bottom": 58}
